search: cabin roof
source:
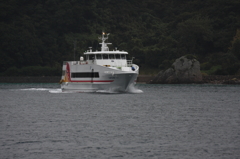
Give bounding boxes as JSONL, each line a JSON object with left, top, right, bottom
{"left": 84, "top": 51, "right": 128, "bottom": 55}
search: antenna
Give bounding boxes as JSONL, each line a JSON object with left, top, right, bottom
{"left": 89, "top": 47, "right": 92, "bottom": 52}
{"left": 106, "top": 33, "right": 110, "bottom": 43}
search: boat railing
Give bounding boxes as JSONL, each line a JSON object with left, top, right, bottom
{"left": 64, "top": 60, "right": 134, "bottom": 67}
{"left": 63, "top": 61, "right": 88, "bottom": 65}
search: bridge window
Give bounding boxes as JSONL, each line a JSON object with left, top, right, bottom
{"left": 115, "top": 54, "right": 120, "bottom": 59}
{"left": 89, "top": 54, "right": 95, "bottom": 60}
{"left": 109, "top": 54, "right": 115, "bottom": 59}
{"left": 96, "top": 54, "right": 102, "bottom": 59}
{"left": 121, "top": 54, "right": 126, "bottom": 59}
{"left": 103, "top": 54, "right": 108, "bottom": 59}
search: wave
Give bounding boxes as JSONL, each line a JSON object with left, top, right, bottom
{"left": 127, "top": 84, "right": 143, "bottom": 94}
{"left": 19, "top": 88, "right": 63, "bottom": 93}
{"left": 20, "top": 88, "right": 53, "bottom": 91}
{"left": 95, "top": 89, "right": 121, "bottom": 94}
{"left": 18, "top": 86, "right": 143, "bottom": 94}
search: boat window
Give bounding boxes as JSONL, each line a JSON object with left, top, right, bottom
{"left": 86, "top": 55, "right": 89, "bottom": 60}
{"left": 103, "top": 54, "right": 108, "bottom": 59}
{"left": 89, "top": 54, "right": 95, "bottom": 60}
{"left": 121, "top": 54, "right": 126, "bottom": 59}
{"left": 71, "top": 72, "right": 99, "bottom": 78}
{"left": 109, "top": 54, "right": 115, "bottom": 59}
{"left": 96, "top": 54, "right": 102, "bottom": 59}
{"left": 115, "top": 54, "right": 120, "bottom": 59}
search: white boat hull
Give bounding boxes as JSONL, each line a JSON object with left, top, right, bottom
{"left": 60, "top": 63, "right": 138, "bottom": 92}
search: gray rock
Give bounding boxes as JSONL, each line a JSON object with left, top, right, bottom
{"left": 150, "top": 56, "right": 202, "bottom": 84}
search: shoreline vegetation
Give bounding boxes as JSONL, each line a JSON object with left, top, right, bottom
{"left": 1, "top": 1, "right": 240, "bottom": 78}
{"left": 0, "top": 75, "right": 240, "bottom": 84}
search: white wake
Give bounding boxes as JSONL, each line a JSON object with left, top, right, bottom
{"left": 20, "top": 88, "right": 63, "bottom": 93}
{"left": 126, "top": 84, "right": 143, "bottom": 93}
{"left": 19, "top": 85, "right": 143, "bottom": 94}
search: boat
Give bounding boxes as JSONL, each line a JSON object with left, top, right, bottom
{"left": 60, "top": 32, "right": 139, "bottom": 92}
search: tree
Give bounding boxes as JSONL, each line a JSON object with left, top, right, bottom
{"left": 229, "top": 29, "right": 240, "bottom": 60}
{"left": 175, "top": 16, "right": 213, "bottom": 57}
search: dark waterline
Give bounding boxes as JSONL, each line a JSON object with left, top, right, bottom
{"left": 0, "top": 84, "right": 239, "bottom": 159}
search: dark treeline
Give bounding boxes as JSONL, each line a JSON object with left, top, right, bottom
{"left": 1, "top": 0, "right": 240, "bottom": 76}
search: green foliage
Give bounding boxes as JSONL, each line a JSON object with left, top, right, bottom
{"left": 229, "top": 29, "right": 240, "bottom": 60}
{"left": 139, "top": 66, "right": 159, "bottom": 75}
{"left": 158, "top": 60, "right": 173, "bottom": 70}
{"left": 184, "top": 54, "right": 197, "bottom": 60}
{"left": 2, "top": 67, "right": 20, "bottom": 76}
{"left": 204, "top": 65, "right": 223, "bottom": 75}
{"left": 201, "top": 52, "right": 240, "bottom": 75}
{"left": 175, "top": 16, "right": 213, "bottom": 56}
{"left": 201, "top": 62, "right": 212, "bottom": 70}
{"left": 0, "top": 0, "right": 240, "bottom": 76}
{"left": 225, "top": 63, "right": 240, "bottom": 75}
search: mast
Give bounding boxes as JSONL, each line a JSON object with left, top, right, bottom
{"left": 99, "top": 32, "right": 111, "bottom": 51}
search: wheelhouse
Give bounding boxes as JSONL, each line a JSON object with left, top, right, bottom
{"left": 82, "top": 32, "right": 131, "bottom": 67}
{"left": 85, "top": 53, "right": 127, "bottom": 60}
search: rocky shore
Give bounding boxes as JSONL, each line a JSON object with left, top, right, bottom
{"left": 147, "top": 75, "right": 240, "bottom": 84}
{"left": 202, "top": 75, "right": 240, "bottom": 84}
{"left": 149, "top": 56, "right": 202, "bottom": 84}
{"left": 147, "top": 56, "right": 240, "bottom": 84}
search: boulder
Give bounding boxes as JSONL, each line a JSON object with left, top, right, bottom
{"left": 149, "top": 56, "right": 202, "bottom": 84}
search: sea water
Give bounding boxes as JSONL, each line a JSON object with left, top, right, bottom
{"left": 0, "top": 83, "right": 239, "bottom": 159}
